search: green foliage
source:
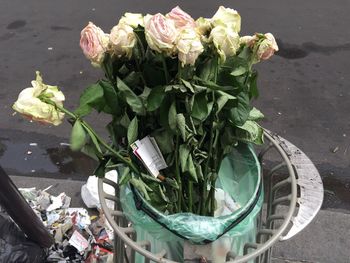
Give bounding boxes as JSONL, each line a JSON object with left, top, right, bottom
{"left": 229, "top": 92, "right": 251, "bottom": 126}
{"left": 191, "top": 92, "right": 208, "bottom": 121}
{"left": 70, "top": 120, "right": 87, "bottom": 151}
{"left": 117, "top": 77, "right": 146, "bottom": 115}
{"left": 236, "top": 120, "right": 264, "bottom": 145}
{"left": 127, "top": 117, "right": 138, "bottom": 145}
{"left": 147, "top": 86, "right": 165, "bottom": 111}
{"left": 72, "top": 27, "right": 266, "bottom": 216}
{"left": 75, "top": 83, "right": 105, "bottom": 117}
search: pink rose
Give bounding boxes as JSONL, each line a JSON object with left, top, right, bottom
{"left": 257, "top": 33, "right": 279, "bottom": 60}
{"left": 166, "top": 6, "right": 195, "bottom": 29}
{"left": 144, "top": 13, "right": 178, "bottom": 54}
{"left": 80, "top": 22, "right": 109, "bottom": 67}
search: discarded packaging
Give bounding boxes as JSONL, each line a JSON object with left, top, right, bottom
{"left": 17, "top": 182, "right": 115, "bottom": 262}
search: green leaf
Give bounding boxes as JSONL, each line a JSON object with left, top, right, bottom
{"left": 179, "top": 144, "right": 190, "bottom": 172}
{"left": 147, "top": 86, "right": 165, "bottom": 111}
{"left": 238, "top": 46, "right": 252, "bottom": 60}
{"left": 99, "top": 80, "right": 121, "bottom": 115}
{"left": 181, "top": 79, "right": 195, "bottom": 93}
{"left": 236, "top": 120, "right": 264, "bottom": 145}
{"left": 140, "top": 173, "right": 162, "bottom": 183}
{"left": 248, "top": 107, "right": 264, "bottom": 121}
{"left": 164, "top": 177, "right": 179, "bottom": 189}
{"left": 75, "top": 83, "right": 104, "bottom": 117}
{"left": 168, "top": 101, "right": 177, "bottom": 130}
{"left": 84, "top": 125, "right": 103, "bottom": 154}
{"left": 216, "top": 90, "right": 236, "bottom": 100}
{"left": 81, "top": 143, "right": 101, "bottom": 161}
{"left": 198, "top": 57, "right": 217, "bottom": 81}
{"left": 191, "top": 92, "right": 208, "bottom": 121}
{"left": 217, "top": 95, "right": 229, "bottom": 114}
{"left": 123, "top": 71, "right": 141, "bottom": 88}
{"left": 230, "top": 65, "right": 247, "bottom": 76}
{"left": 187, "top": 154, "right": 198, "bottom": 182}
{"left": 249, "top": 71, "right": 259, "bottom": 99}
{"left": 195, "top": 163, "right": 204, "bottom": 181}
{"left": 127, "top": 117, "right": 138, "bottom": 145}
{"left": 70, "top": 121, "right": 87, "bottom": 151}
{"left": 130, "top": 178, "right": 152, "bottom": 200}
{"left": 158, "top": 185, "right": 169, "bottom": 202}
{"left": 229, "top": 92, "right": 250, "bottom": 126}
{"left": 164, "top": 84, "right": 187, "bottom": 93}
{"left": 117, "top": 77, "right": 145, "bottom": 115}
{"left": 153, "top": 130, "right": 174, "bottom": 154}
{"left": 176, "top": 114, "right": 186, "bottom": 141}
{"left": 70, "top": 120, "right": 86, "bottom": 151}
{"left": 139, "top": 86, "right": 151, "bottom": 102}
{"left": 119, "top": 167, "right": 131, "bottom": 185}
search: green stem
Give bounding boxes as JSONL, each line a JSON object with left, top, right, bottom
{"left": 161, "top": 56, "right": 170, "bottom": 83}
{"left": 174, "top": 135, "right": 182, "bottom": 212}
{"left": 178, "top": 61, "right": 182, "bottom": 81}
{"left": 188, "top": 181, "right": 193, "bottom": 213}
{"left": 134, "top": 34, "right": 147, "bottom": 87}
{"left": 200, "top": 58, "right": 220, "bottom": 216}
{"left": 201, "top": 125, "right": 214, "bottom": 215}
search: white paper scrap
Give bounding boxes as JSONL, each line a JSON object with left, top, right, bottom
{"left": 68, "top": 230, "right": 89, "bottom": 252}
{"left": 131, "top": 136, "right": 168, "bottom": 177}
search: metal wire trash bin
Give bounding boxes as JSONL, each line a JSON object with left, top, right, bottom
{"left": 98, "top": 130, "right": 323, "bottom": 263}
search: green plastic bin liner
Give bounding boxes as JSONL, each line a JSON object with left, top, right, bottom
{"left": 120, "top": 143, "right": 263, "bottom": 262}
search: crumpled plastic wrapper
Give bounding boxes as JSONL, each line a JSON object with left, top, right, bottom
{"left": 18, "top": 185, "right": 115, "bottom": 262}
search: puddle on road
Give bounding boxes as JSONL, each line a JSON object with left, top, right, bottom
{"left": 276, "top": 39, "right": 350, "bottom": 59}
{"left": 0, "top": 136, "right": 96, "bottom": 180}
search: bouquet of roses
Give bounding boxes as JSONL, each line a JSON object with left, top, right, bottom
{"left": 13, "top": 6, "right": 278, "bottom": 216}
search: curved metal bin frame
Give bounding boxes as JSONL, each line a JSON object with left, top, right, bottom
{"left": 98, "top": 130, "right": 301, "bottom": 263}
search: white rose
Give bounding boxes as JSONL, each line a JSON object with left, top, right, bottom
{"left": 210, "top": 25, "right": 240, "bottom": 62}
{"left": 109, "top": 23, "right": 136, "bottom": 58}
{"left": 13, "top": 71, "right": 65, "bottom": 126}
{"left": 176, "top": 28, "right": 204, "bottom": 66}
{"left": 212, "top": 6, "right": 241, "bottom": 33}
{"left": 119, "top": 12, "right": 144, "bottom": 28}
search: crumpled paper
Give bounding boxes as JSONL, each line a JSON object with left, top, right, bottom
{"left": 19, "top": 183, "right": 115, "bottom": 262}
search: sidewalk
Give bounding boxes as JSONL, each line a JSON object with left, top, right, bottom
{"left": 10, "top": 175, "right": 350, "bottom": 263}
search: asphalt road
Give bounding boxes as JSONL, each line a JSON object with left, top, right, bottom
{"left": 0, "top": 0, "right": 350, "bottom": 211}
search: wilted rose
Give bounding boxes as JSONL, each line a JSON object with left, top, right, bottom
{"left": 239, "top": 35, "right": 257, "bottom": 47}
{"left": 211, "top": 6, "right": 241, "bottom": 33}
{"left": 257, "top": 33, "right": 279, "bottom": 60}
{"left": 210, "top": 25, "right": 240, "bottom": 62}
{"left": 195, "top": 17, "right": 212, "bottom": 36}
{"left": 144, "top": 13, "right": 178, "bottom": 54}
{"left": 119, "top": 12, "right": 144, "bottom": 28}
{"left": 13, "top": 71, "right": 65, "bottom": 126}
{"left": 109, "top": 23, "right": 136, "bottom": 58}
{"left": 80, "top": 22, "right": 109, "bottom": 67}
{"left": 166, "top": 6, "right": 196, "bottom": 29}
{"left": 176, "top": 28, "right": 204, "bottom": 66}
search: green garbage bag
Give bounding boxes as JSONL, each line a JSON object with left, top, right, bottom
{"left": 120, "top": 143, "right": 263, "bottom": 262}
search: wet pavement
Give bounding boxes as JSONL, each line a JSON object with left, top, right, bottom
{"left": 1, "top": 0, "right": 350, "bottom": 211}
